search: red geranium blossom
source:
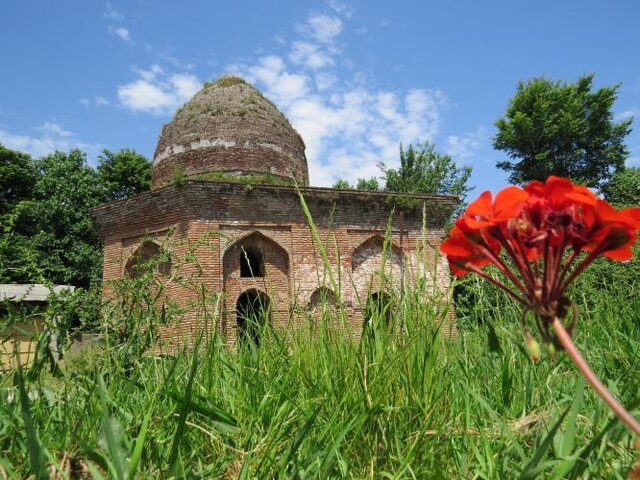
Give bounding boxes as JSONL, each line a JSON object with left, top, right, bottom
{"left": 441, "top": 175, "right": 640, "bottom": 437}
{"left": 441, "top": 176, "right": 640, "bottom": 334}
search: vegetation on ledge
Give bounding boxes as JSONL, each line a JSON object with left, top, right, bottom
{"left": 185, "top": 170, "right": 297, "bottom": 188}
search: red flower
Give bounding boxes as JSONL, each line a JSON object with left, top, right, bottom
{"left": 442, "top": 175, "right": 640, "bottom": 437}
{"left": 462, "top": 186, "right": 529, "bottom": 230}
{"left": 583, "top": 201, "right": 640, "bottom": 261}
{"left": 441, "top": 176, "right": 640, "bottom": 325}
{"left": 440, "top": 226, "right": 493, "bottom": 276}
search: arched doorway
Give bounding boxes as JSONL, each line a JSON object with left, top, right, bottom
{"left": 364, "top": 291, "right": 392, "bottom": 327}
{"left": 236, "top": 289, "right": 271, "bottom": 346}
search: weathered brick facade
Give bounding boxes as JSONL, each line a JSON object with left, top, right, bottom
{"left": 152, "top": 78, "right": 308, "bottom": 189}
{"left": 92, "top": 77, "right": 457, "bottom": 348}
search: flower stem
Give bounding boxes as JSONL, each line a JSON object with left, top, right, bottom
{"left": 551, "top": 317, "right": 640, "bottom": 436}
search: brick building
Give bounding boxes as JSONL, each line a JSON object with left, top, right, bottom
{"left": 93, "top": 77, "right": 457, "bottom": 347}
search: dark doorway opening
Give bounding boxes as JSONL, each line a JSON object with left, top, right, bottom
{"left": 240, "top": 247, "right": 264, "bottom": 277}
{"left": 236, "top": 290, "right": 270, "bottom": 346}
{"left": 364, "top": 291, "right": 392, "bottom": 326}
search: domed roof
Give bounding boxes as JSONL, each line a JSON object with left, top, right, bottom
{"left": 152, "top": 76, "right": 308, "bottom": 189}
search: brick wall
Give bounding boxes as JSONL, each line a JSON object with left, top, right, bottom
{"left": 93, "top": 181, "right": 458, "bottom": 347}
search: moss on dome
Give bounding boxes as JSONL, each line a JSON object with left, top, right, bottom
{"left": 152, "top": 75, "right": 309, "bottom": 188}
{"left": 203, "top": 75, "right": 248, "bottom": 91}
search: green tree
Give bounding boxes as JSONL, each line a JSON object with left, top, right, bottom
{"left": 332, "top": 179, "right": 353, "bottom": 189}
{"left": 0, "top": 145, "right": 37, "bottom": 215}
{"left": 356, "top": 177, "right": 380, "bottom": 191}
{"left": 24, "top": 150, "right": 104, "bottom": 288}
{"left": 0, "top": 226, "right": 44, "bottom": 284}
{"left": 332, "top": 177, "right": 380, "bottom": 191}
{"left": 332, "top": 143, "right": 472, "bottom": 215}
{"left": 0, "top": 145, "right": 41, "bottom": 283}
{"left": 97, "top": 148, "right": 152, "bottom": 201}
{"left": 0, "top": 146, "right": 153, "bottom": 288}
{"left": 383, "top": 142, "right": 473, "bottom": 210}
{"left": 602, "top": 166, "right": 640, "bottom": 207}
{"left": 494, "top": 74, "right": 632, "bottom": 189}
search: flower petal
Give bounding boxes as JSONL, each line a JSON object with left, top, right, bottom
{"left": 440, "top": 236, "right": 475, "bottom": 256}
{"left": 466, "top": 191, "right": 492, "bottom": 218}
{"left": 493, "top": 186, "right": 529, "bottom": 220}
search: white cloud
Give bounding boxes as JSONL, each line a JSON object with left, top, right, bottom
{"left": 299, "top": 14, "right": 343, "bottom": 44}
{"left": 445, "top": 128, "right": 487, "bottom": 163}
{"left": 118, "top": 81, "right": 174, "bottom": 113}
{"left": 95, "top": 96, "right": 109, "bottom": 106}
{"left": 226, "top": 11, "right": 446, "bottom": 187}
{"left": 104, "top": 2, "right": 123, "bottom": 20}
{"left": 37, "top": 122, "right": 73, "bottom": 138}
{"left": 135, "top": 64, "right": 163, "bottom": 81}
{"left": 171, "top": 73, "right": 201, "bottom": 100}
{"left": 232, "top": 56, "right": 309, "bottom": 107}
{"left": 327, "top": 0, "right": 354, "bottom": 18}
{"left": 290, "top": 42, "right": 334, "bottom": 70}
{"left": 615, "top": 108, "right": 639, "bottom": 121}
{"left": 79, "top": 96, "right": 109, "bottom": 108}
{"left": 118, "top": 65, "right": 201, "bottom": 114}
{"left": 108, "top": 25, "right": 132, "bottom": 43}
{"left": 0, "top": 123, "right": 101, "bottom": 158}
{"left": 315, "top": 72, "right": 337, "bottom": 90}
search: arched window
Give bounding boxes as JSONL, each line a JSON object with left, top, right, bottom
{"left": 125, "top": 241, "right": 171, "bottom": 279}
{"left": 236, "top": 289, "right": 270, "bottom": 346}
{"left": 240, "top": 247, "right": 264, "bottom": 277}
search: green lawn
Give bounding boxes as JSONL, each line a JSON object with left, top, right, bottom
{"left": 1, "top": 264, "right": 638, "bottom": 479}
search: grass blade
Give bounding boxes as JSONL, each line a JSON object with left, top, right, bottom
{"left": 15, "top": 367, "right": 49, "bottom": 480}
{"left": 167, "top": 343, "right": 200, "bottom": 477}
{"left": 97, "top": 375, "right": 127, "bottom": 480}
{"left": 520, "top": 404, "right": 571, "bottom": 480}
{"left": 127, "top": 395, "right": 156, "bottom": 480}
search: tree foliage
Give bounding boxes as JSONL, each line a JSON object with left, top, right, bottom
{"left": 332, "top": 179, "right": 354, "bottom": 190}
{"left": 602, "top": 166, "right": 640, "bottom": 207}
{"left": 494, "top": 74, "right": 632, "bottom": 190}
{"left": 332, "top": 142, "right": 473, "bottom": 216}
{"left": 356, "top": 177, "right": 380, "bottom": 191}
{"left": 97, "top": 149, "right": 152, "bottom": 201}
{"left": 28, "top": 150, "right": 105, "bottom": 288}
{"left": 0, "top": 145, "right": 37, "bottom": 215}
{"left": 382, "top": 142, "right": 473, "bottom": 218}
{"left": 331, "top": 177, "right": 381, "bottom": 191}
{"left": 384, "top": 142, "right": 472, "bottom": 199}
{"left": 0, "top": 145, "right": 152, "bottom": 288}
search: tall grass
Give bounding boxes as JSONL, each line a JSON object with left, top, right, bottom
{"left": 1, "top": 224, "right": 638, "bottom": 478}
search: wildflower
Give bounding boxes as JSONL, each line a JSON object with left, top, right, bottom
{"left": 441, "top": 176, "right": 640, "bottom": 435}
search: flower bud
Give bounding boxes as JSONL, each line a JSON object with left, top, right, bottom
{"left": 545, "top": 341, "right": 557, "bottom": 359}
{"left": 525, "top": 331, "right": 541, "bottom": 362}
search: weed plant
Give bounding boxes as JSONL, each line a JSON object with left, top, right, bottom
{"left": 0, "top": 213, "right": 638, "bottom": 478}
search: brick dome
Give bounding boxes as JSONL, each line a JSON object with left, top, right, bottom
{"left": 152, "top": 76, "right": 308, "bottom": 189}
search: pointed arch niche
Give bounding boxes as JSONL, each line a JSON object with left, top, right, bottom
{"left": 222, "top": 231, "right": 290, "bottom": 337}
{"left": 351, "top": 235, "right": 403, "bottom": 299}
{"left": 125, "top": 240, "right": 171, "bottom": 279}
{"left": 308, "top": 286, "right": 338, "bottom": 312}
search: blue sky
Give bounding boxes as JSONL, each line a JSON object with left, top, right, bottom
{"left": 1, "top": 1, "right": 639, "bottom": 193}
